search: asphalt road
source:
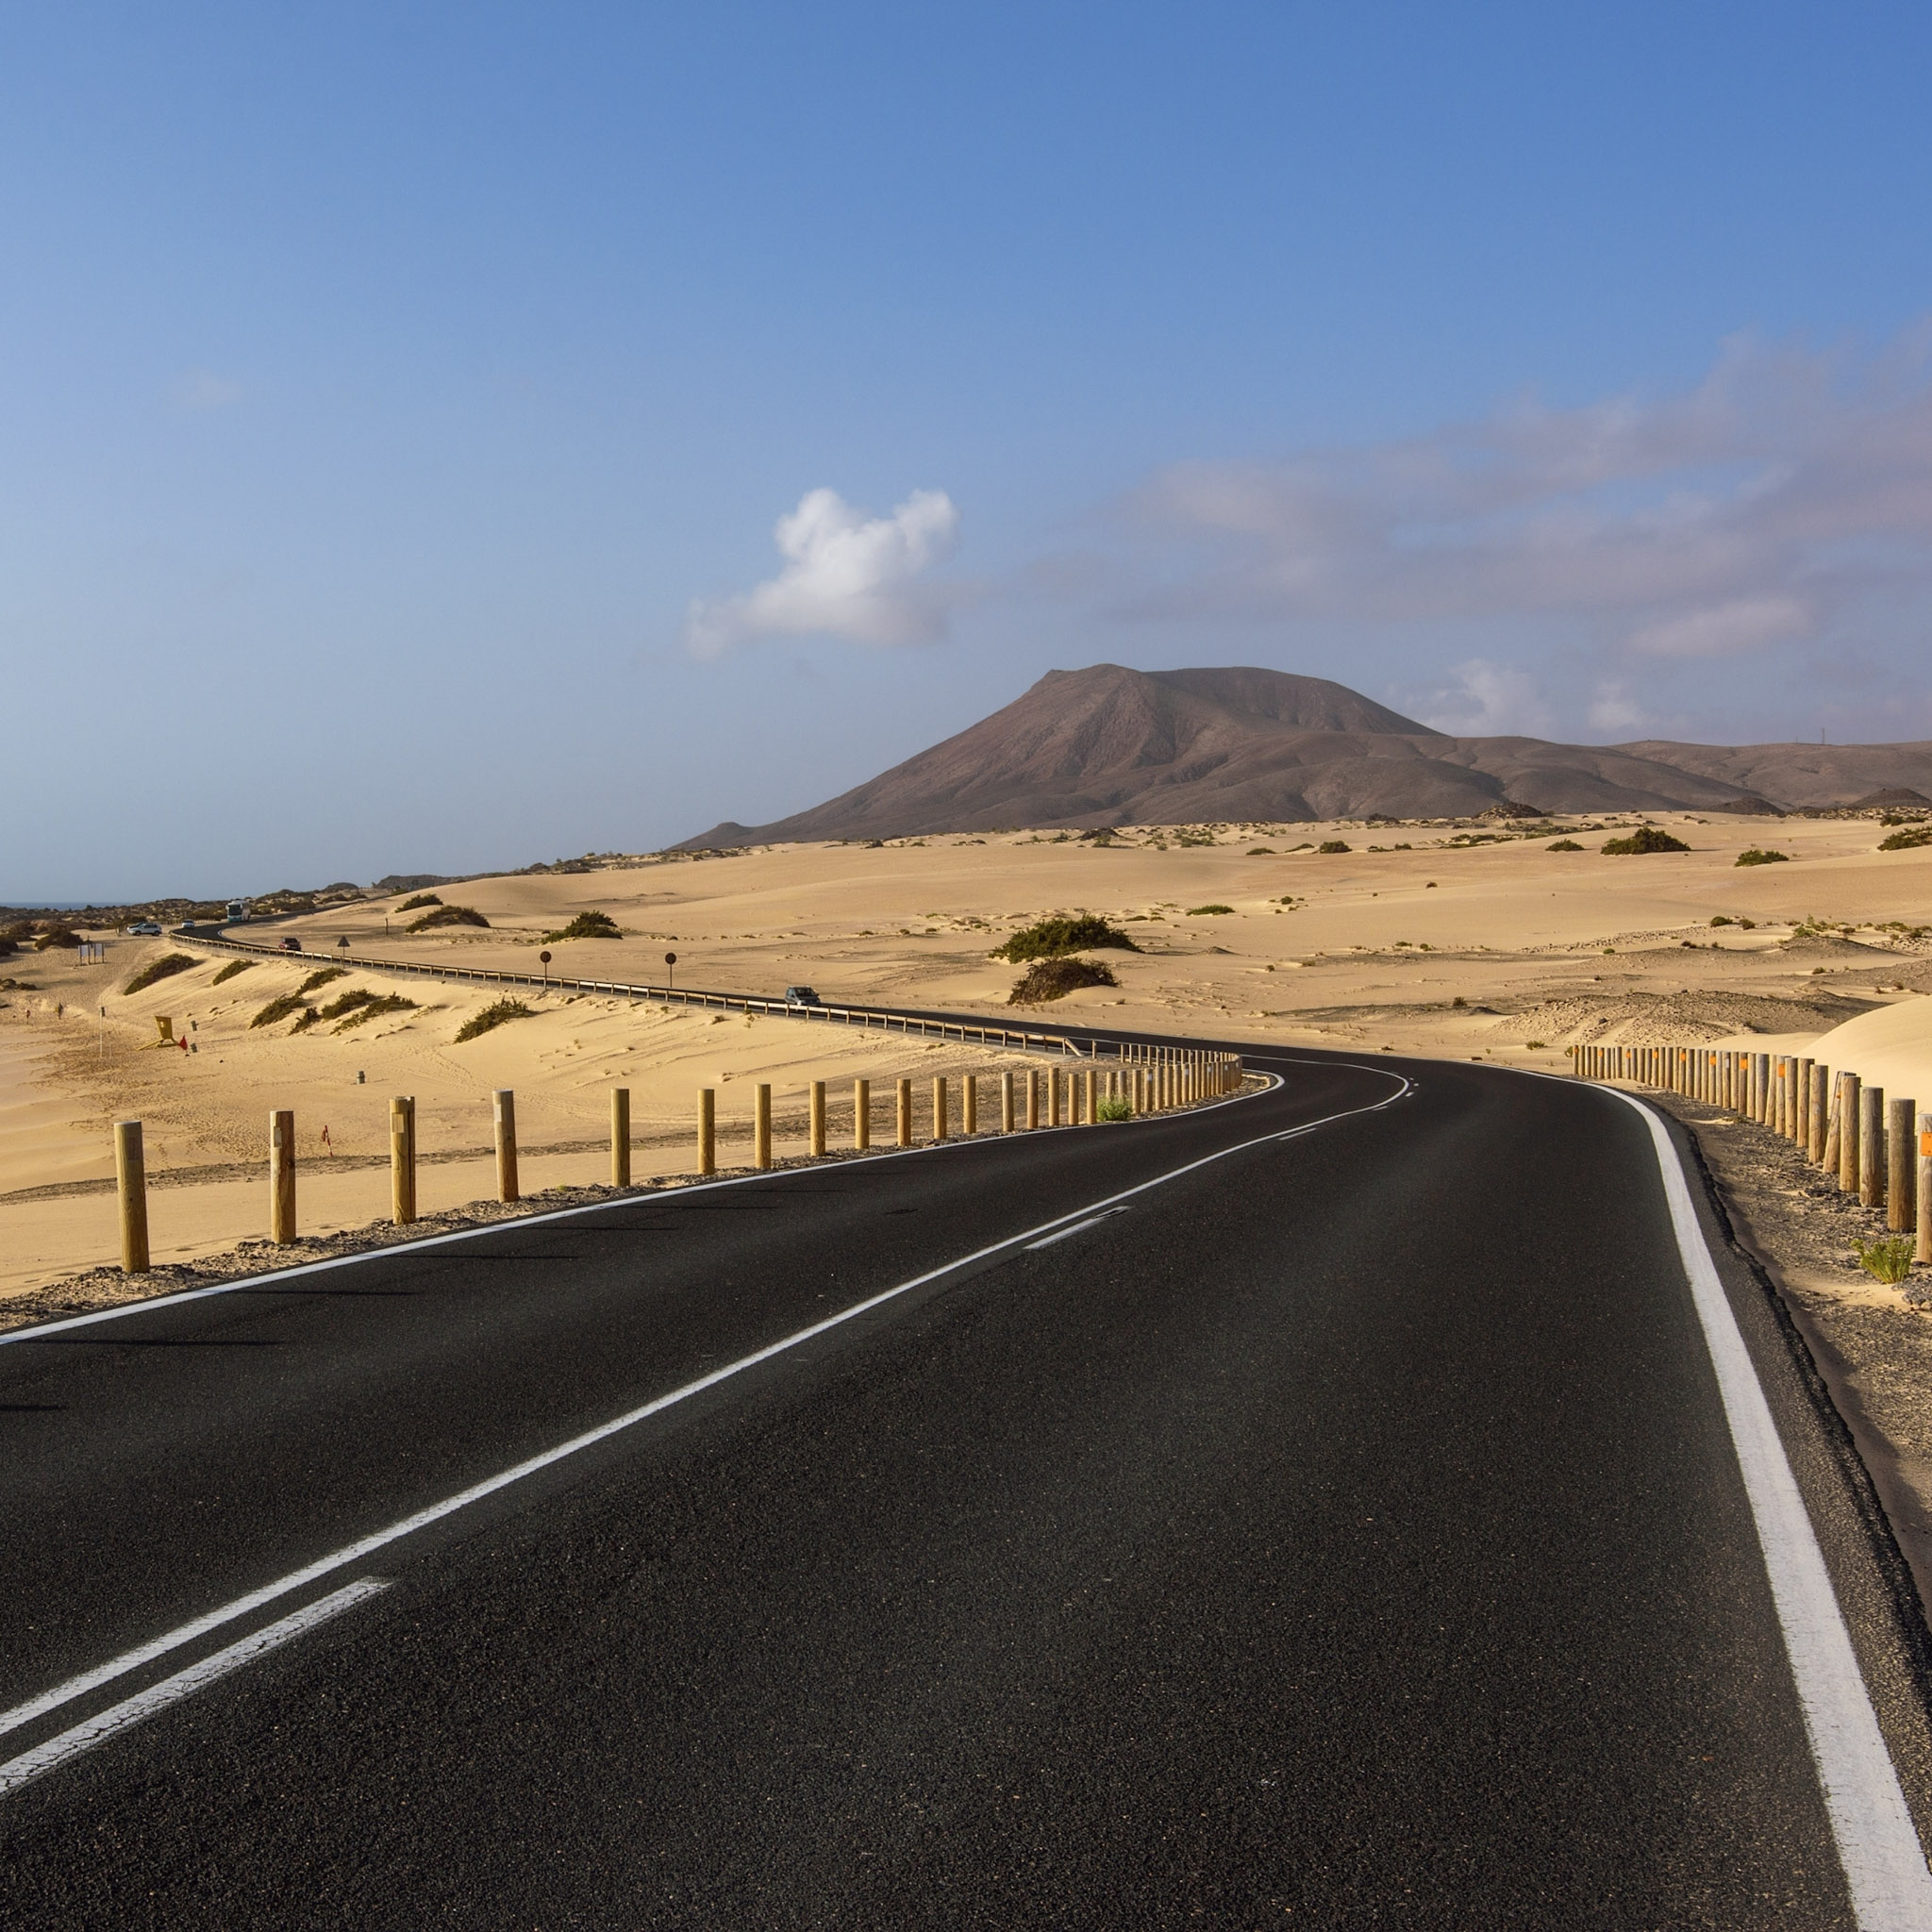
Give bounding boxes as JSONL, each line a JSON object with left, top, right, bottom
{"left": 3, "top": 1044, "right": 1931, "bottom": 1928}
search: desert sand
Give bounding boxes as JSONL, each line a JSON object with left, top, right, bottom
{"left": 5, "top": 808, "right": 1929, "bottom": 1299}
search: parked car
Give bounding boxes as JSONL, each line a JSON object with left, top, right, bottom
{"left": 127, "top": 920, "right": 162, "bottom": 936}
{"left": 277, "top": 937, "right": 304, "bottom": 952}
{"left": 783, "top": 985, "right": 823, "bottom": 1007}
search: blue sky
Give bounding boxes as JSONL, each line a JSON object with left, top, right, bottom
{"left": 6, "top": 2, "right": 1932, "bottom": 898}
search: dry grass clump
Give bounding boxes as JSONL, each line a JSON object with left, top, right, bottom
{"left": 1547, "top": 839, "right": 1583, "bottom": 852}
{"left": 1735, "top": 848, "right": 1790, "bottom": 867}
{"left": 1602, "top": 826, "right": 1690, "bottom": 855}
{"left": 333, "top": 992, "right": 415, "bottom": 1032}
{"left": 454, "top": 996, "right": 532, "bottom": 1041}
{"left": 211, "top": 958, "right": 253, "bottom": 985}
{"left": 1188, "top": 904, "right": 1234, "bottom": 916}
{"left": 123, "top": 953, "right": 196, "bottom": 995}
{"left": 541, "top": 909, "right": 622, "bottom": 941}
{"left": 1317, "top": 840, "right": 1350, "bottom": 854}
{"left": 1852, "top": 1235, "right": 1916, "bottom": 1286}
{"left": 296, "top": 967, "right": 347, "bottom": 996}
{"left": 1008, "top": 957, "right": 1120, "bottom": 1004}
{"left": 408, "top": 905, "right": 490, "bottom": 932}
{"left": 1878, "top": 825, "right": 1932, "bottom": 851}
{"left": 993, "top": 915, "right": 1140, "bottom": 962}
{"left": 396, "top": 892, "right": 441, "bottom": 911}
{"left": 251, "top": 991, "right": 309, "bottom": 1029}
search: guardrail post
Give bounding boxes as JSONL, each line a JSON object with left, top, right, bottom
{"left": 611, "top": 1088, "right": 630, "bottom": 1189}
{"left": 963, "top": 1074, "right": 977, "bottom": 1136}
{"left": 1085, "top": 1068, "right": 1098, "bottom": 1124}
{"left": 1797, "top": 1058, "right": 1814, "bottom": 1148}
{"left": 1859, "top": 1084, "right": 1885, "bottom": 1208}
{"left": 1048, "top": 1068, "right": 1061, "bottom": 1127}
{"left": 1002, "top": 1071, "right": 1015, "bottom": 1133}
{"left": 698, "top": 1088, "right": 716, "bottom": 1175}
{"left": 1026, "top": 1069, "right": 1041, "bottom": 1130}
{"left": 1809, "top": 1064, "right": 1830, "bottom": 1163}
{"left": 1889, "top": 1097, "right": 1915, "bottom": 1234}
{"left": 391, "top": 1095, "right": 417, "bottom": 1223}
{"left": 809, "top": 1080, "right": 826, "bottom": 1157}
{"left": 115, "top": 1120, "right": 149, "bottom": 1274}
{"left": 1919, "top": 1112, "right": 1932, "bottom": 1265}
{"left": 854, "top": 1077, "right": 870, "bottom": 1151}
{"left": 1828, "top": 1074, "right": 1850, "bottom": 1186}
{"left": 271, "top": 1108, "right": 297, "bottom": 1242}
{"left": 494, "top": 1090, "right": 519, "bottom": 1202}
{"left": 755, "top": 1083, "right": 773, "bottom": 1169}
{"left": 933, "top": 1075, "right": 948, "bottom": 1141}
{"left": 896, "top": 1077, "right": 912, "bottom": 1148}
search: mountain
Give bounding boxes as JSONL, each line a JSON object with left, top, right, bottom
{"left": 676, "top": 664, "right": 1932, "bottom": 846}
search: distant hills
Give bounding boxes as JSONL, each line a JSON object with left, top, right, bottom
{"left": 678, "top": 664, "right": 1932, "bottom": 846}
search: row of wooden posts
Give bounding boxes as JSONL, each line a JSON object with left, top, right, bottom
{"left": 1574, "top": 1041, "right": 1932, "bottom": 1259}
{"left": 108, "top": 1049, "right": 1244, "bottom": 1273}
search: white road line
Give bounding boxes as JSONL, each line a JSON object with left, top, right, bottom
{"left": 1025, "top": 1208, "right": 1128, "bottom": 1249}
{"left": 0, "top": 1070, "right": 1407, "bottom": 1750}
{"left": 1610, "top": 1089, "right": 1932, "bottom": 1927}
{"left": 0, "top": 1577, "right": 388, "bottom": 1798}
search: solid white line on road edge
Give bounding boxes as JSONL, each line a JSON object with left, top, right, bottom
{"left": 1025, "top": 1208, "right": 1129, "bottom": 1249}
{"left": 0, "top": 1578, "right": 389, "bottom": 1798}
{"left": 1611, "top": 1089, "right": 1932, "bottom": 1928}
{"left": 0, "top": 1069, "right": 1407, "bottom": 1754}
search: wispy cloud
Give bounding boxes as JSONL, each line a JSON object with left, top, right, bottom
{"left": 685, "top": 487, "right": 961, "bottom": 658}
{"left": 1417, "top": 658, "right": 1556, "bottom": 737}
{"left": 172, "top": 370, "right": 243, "bottom": 411}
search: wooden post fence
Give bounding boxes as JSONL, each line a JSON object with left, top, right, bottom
{"left": 391, "top": 1095, "right": 417, "bottom": 1224}
{"left": 698, "top": 1088, "right": 716, "bottom": 1176}
{"left": 1889, "top": 1096, "right": 1916, "bottom": 1234}
{"left": 270, "top": 1108, "right": 296, "bottom": 1243}
{"left": 963, "top": 1074, "right": 977, "bottom": 1136}
{"left": 896, "top": 1077, "right": 912, "bottom": 1148}
{"left": 610, "top": 1088, "right": 630, "bottom": 1190}
{"left": 933, "top": 1075, "right": 949, "bottom": 1141}
{"left": 755, "top": 1083, "right": 773, "bottom": 1170}
{"left": 854, "top": 1077, "right": 870, "bottom": 1151}
{"left": 115, "top": 1119, "right": 149, "bottom": 1274}
{"left": 493, "top": 1090, "right": 519, "bottom": 1203}
{"left": 809, "top": 1079, "right": 826, "bottom": 1158}
{"left": 1859, "top": 1084, "right": 1885, "bottom": 1209}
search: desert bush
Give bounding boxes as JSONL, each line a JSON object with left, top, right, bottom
{"left": 1525, "top": 1040, "right": 1547, "bottom": 1050}
{"left": 1601, "top": 826, "right": 1690, "bottom": 855}
{"left": 1318, "top": 840, "right": 1351, "bottom": 854}
{"left": 1096, "top": 1094, "right": 1133, "bottom": 1122}
{"left": 1735, "top": 848, "right": 1790, "bottom": 867}
{"left": 1007, "top": 957, "right": 1120, "bottom": 1004}
{"left": 123, "top": 953, "right": 196, "bottom": 995}
{"left": 408, "top": 905, "right": 490, "bottom": 931}
{"left": 455, "top": 996, "right": 532, "bottom": 1041}
{"left": 250, "top": 991, "right": 309, "bottom": 1029}
{"left": 290, "top": 1008, "right": 321, "bottom": 1033}
{"left": 297, "top": 967, "right": 347, "bottom": 996}
{"left": 316, "top": 988, "right": 375, "bottom": 1022}
{"left": 396, "top": 893, "right": 441, "bottom": 911}
{"left": 1246, "top": 846, "right": 1274, "bottom": 856}
{"left": 992, "top": 915, "right": 1140, "bottom": 962}
{"left": 1878, "top": 825, "right": 1932, "bottom": 851}
{"left": 1547, "top": 839, "right": 1583, "bottom": 852}
{"left": 1739, "top": 917, "right": 1757, "bottom": 929}
{"left": 211, "top": 958, "right": 253, "bottom": 985}
{"left": 1188, "top": 904, "right": 1234, "bottom": 916}
{"left": 1852, "top": 1235, "right": 1916, "bottom": 1286}
{"left": 34, "top": 924, "right": 81, "bottom": 950}
{"left": 1709, "top": 915, "right": 1734, "bottom": 926}
{"left": 334, "top": 993, "right": 414, "bottom": 1032}
{"left": 541, "top": 909, "right": 622, "bottom": 942}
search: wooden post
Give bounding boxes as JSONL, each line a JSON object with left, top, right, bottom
{"left": 610, "top": 1088, "right": 630, "bottom": 1189}
{"left": 1086, "top": 1068, "right": 1098, "bottom": 1124}
{"left": 391, "top": 1095, "right": 417, "bottom": 1224}
{"left": 1048, "top": 1068, "right": 1060, "bottom": 1126}
{"left": 896, "top": 1077, "right": 912, "bottom": 1148}
{"left": 1001, "top": 1070, "right": 1014, "bottom": 1133}
{"left": 270, "top": 1108, "right": 296, "bottom": 1242}
{"left": 1755, "top": 1053, "right": 1771, "bottom": 1124}
{"left": 854, "top": 1077, "right": 870, "bottom": 1151}
{"left": 1797, "top": 1058, "right": 1813, "bottom": 1149}
{"left": 1859, "top": 1084, "right": 1885, "bottom": 1208}
{"left": 493, "top": 1090, "right": 519, "bottom": 1202}
{"left": 1809, "top": 1064, "right": 1830, "bottom": 1164}
{"left": 933, "top": 1075, "right": 949, "bottom": 1141}
{"left": 698, "top": 1088, "right": 716, "bottom": 1175}
{"left": 1889, "top": 1097, "right": 1915, "bottom": 1234}
{"left": 1026, "top": 1069, "right": 1040, "bottom": 1130}
{"left": 963, "top": 1074, "right": 977, "bottom": 1136}
{"left": 114, "top": 1119, "right": 149, "bottom": 1274}
{"left": 1831, "top": 1074, "right": 1853, "bottom": 1188}
{"left": 755, "top": 1083, "right": 773, "bottom": 1169}
{"left": 1919, "top": 1112, "right": 1932, "bottom": 1266}
{"left": 809, "top": 1080, "right": 826, "bottom": 1158}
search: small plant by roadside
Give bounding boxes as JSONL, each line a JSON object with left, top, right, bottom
{"left": 123, "top": 953, "right": 196, "bottom": 995}
{"left": 1318, "top": 840, "right": 1351, "bottom": 854}
{"left": 297, "top": 967, "right": 347, "bottom": 996}
{"left": 396, "top": 893, "right": 441, "bottom": 911}
{"left": 1007, "top": 957, "right": 1119, "bottom": 1004}
{"left": 1735, "top": 848, "right": 1789, "bottom": 867}
{"left": 541, "top": 909, "right": 622, "bottom": 941}
{"left": 1547, "top": 839, "right": 1583, "bottom": 852}
{"left": 1878, "top": 825, "right": 1932, "bottom": 851}
{"left": 1188, "top": 904, "right": 1234, "bottom": 916}
{"left": 993, "top": 915, "right": 1140, "bottom": 962}
{"left": 1096, "top": 1094, "right": 1133, "bottom": 1122}
{"left": 1852, "top": 1235, "right": 1916, "bottom": 1286}
{"left": 211, "top": 958, "right": 253, "bottom": 985}
{"left": 455, "top": 996, "right": 532, "bottom": 1041}
{"left": 1602, "top": 826, "right": 1690, "bottom": 855}
{"left": 251, "top": 991, "right": 309, "bottom": 1029}
{"left": 408, "top": 905, "right": 490, "bottom": 931}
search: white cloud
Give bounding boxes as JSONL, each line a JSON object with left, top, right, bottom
{"left": 1586, "top": 680, "right": 1653, "bottom": 735}
{"left": 1417, "top": 659, "right": 1556, "bottom": 737}
{"left": 685, "top": 487, "right": 960, "bottom": 658}
{"left": 173, "top": 370, "right": 243, "bottom": 411}
{"left": 1627, "top": 593, "right": 1812, "bottom": 658}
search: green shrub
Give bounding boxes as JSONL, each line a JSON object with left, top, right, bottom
{"left": 1735, "top": 848, "right": 1789, "bottom": 867}
{"left": 1188, "top": 904, "right": 1235, "bottom": 916}
{"left": 1246, "top": 846, "right": 1274, "bottom": 856}
{"left": 1709, "top": 915, "right": 1734, "bottom": 926}
{"left": 455, "top": 996, "right": 532, "bottom": 1041}
{"left": 396, "top": 892, "right": 441, "bottom": 911}
{"left": 1007, "top": 957, "right": 1120, "bottom": 1004}
{"left": 316, "top": 987, "right": 375, "bottom": 1022}
{"left": 123, "top": 952, "right": 197, "bottom": 995}
{"left": 211, "top": 958, "right": 253, "bottom": 985}
{"left": 290, "top": 1008, "right": 321, "bottom": 1034}
{"left": 541, "top": 909, "right": 622, "bottom": 942}
{"left": 1547, "top": 839, "right": 1583, "bottom": 852}
{"left": 1601, "top": 826, "right": 1690, "bottom": 855}
{"left": 250, "top": 991, "right": 309, "bottom": 1029}
{"left": 1096, "top": 1094, "right": 1133, "bottom": 1122}
{"left": 297, "top": 967, "right": 347, "bottom": 996}
{"left": 992, "top": 915, "right": 1140, "bottom": 963}
{"left": 34, "top": 924, "right": 81, "bottom": 950}
{"left": 1852, "top": 1235, "right": 1916, "bottom": 1286}
{"left": 1878, "top": 825, "right": 1932, "bottom": 851}
{"left": 408, "top": 905, "right": 490, "bottom": 931}
{"left": 1318, "top": 840, "right": 1351, "bottom": 854}
{"left": 334, "top": 993, "right": 414, "bottom": 1032}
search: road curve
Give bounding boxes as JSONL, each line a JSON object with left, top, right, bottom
{"left": 3, "top": 1042, "right": 1932, "bottom": 1927}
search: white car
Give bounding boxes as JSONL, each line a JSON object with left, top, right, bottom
{"left": 128, "top": 921, "right": 162, "bottom": 936}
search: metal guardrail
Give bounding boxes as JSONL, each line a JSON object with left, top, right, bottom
{"left": 172, "top": 926, "right": 1244, "bottom": 1075}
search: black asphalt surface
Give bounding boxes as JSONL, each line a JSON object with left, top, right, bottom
{"left": 3, "top": 1045, "right": 1930, "bottom": 1927}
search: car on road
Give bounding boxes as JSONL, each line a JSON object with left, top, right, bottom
{"left": 127, "top": 920, "right": 162, "bottom": 936}
{"left": 277, "top": 937, "right": 304, "bottom": 952}
{"left": 783, "top": 985, "right": 823, "bottom": 1007}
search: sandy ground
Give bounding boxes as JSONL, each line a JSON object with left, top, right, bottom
{"left": 6, "top": 808, "right": 1929, "bottom": 1301}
